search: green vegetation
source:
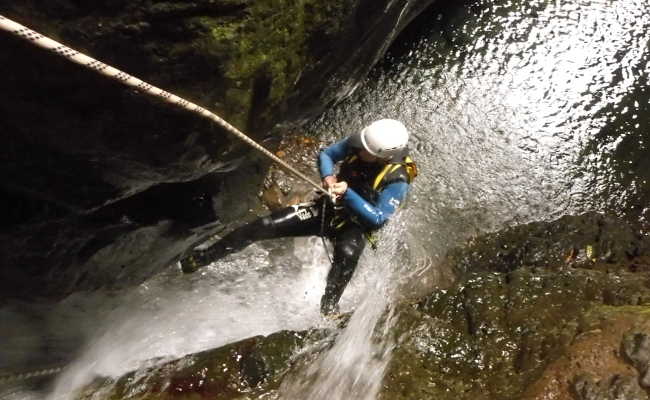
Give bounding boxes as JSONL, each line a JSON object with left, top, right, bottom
{"left": 192, "top": 0, "right": 351, "bottom": 130}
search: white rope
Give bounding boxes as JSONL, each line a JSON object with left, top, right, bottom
{"left": 0, "top": 15, "right": 327, "bottom": 196}
{"left": 0, "top": 366, "right": 63, "bottom": 384}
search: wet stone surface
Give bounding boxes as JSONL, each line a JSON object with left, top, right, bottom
{"left": 445, "top": 212, "right": 650, "bottom": 277}
{"left": 261, "top": 130, "right": 322, "bottom": 210}
{"left": 75, "top": 329, "right": 330, "bottom": 400}
{"left": 382, "top": 272, "right": 650, "bottom": 400}
{"left": 622, "top": 332, "right": 650, "bottom": 389}
{"left": 377, "top": 212, "right": 650, "bottom": 400}
{"left": 572, "top": 374, "right": 648, "bottom": 400}
{"left": 68, "top": 211, "right": 650, "bottom": 400}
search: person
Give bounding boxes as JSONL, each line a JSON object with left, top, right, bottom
{"left": 179, "top": 119, "right": 417, "bottom": 315}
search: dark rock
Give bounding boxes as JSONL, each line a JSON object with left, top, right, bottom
{"left": 0, "top": 155, "right": 269, "bottom": 301}
{"left": 446, "top": 212, "right": 650, "bottom": 277}
{"left": 382, "top": 267, "right": 650, "bottom": 400}
{"left": 286, "top": 0, "right": 437, "bottom": 122}
{"left": 75, "top": 329, "right": 327, "bottom": 400}
{"left": 375, "top": 212, "right": 650, "bottom": 400}
{"left": 622, "top": 332, "right": 650, "bottom": 388}
{"left": 262, "top": 131, "right": 322, "bottom": 209}
{"left": 572, "top": 374, "right": 648, "bottom": 400}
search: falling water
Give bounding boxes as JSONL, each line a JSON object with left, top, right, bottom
{"left": 280, "top": 0, "right": 650, "bottom": 397}
{"left": 2, "top": 0, "right": 649, "bottom": 399}
{"left": 42, "top": 238, "right": 334, "bottom": 399}
{"left": 307, "top": 0, "right": 650, "bottom": 258}
{"left": 280, "top": 215, "right": 413, "bottom": 400}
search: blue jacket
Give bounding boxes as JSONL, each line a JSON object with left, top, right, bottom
{"left": 318, "top": 137, "right": 410, "bottom": 229}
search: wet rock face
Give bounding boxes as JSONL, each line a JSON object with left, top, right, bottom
{"left": 383, "top": 269, "right": 650, "bottom": 400}
{"left": 262, "top": 132, "right": 322, "bottom": 210}
{"left": 447, "top": 212, "right": 650, "bottom": 276}
{"left": 0, "top": 0, "right": 435, "bottom": 300}
{"left": 379, "top": 213, "right": 650, "bottom": 400}
{"left": 65, "top": 212, "right": 650, "bottom": 399}
{"left": 572, "top": 374, "right": 648, "bottom": 400}
{"left": 525, "top": 307, "right": 650, "bottom": 400}
{"left": 75, "top": 329, "right": 325, "bottom": 400}
{"left": 622, "top": 332, "right": 650, "bottom": 388}
{"left": 0, "top": 0, "right": 435, "bottom": 215}
{"left": 286, "top": 0, "right": 437, "bottom": 122}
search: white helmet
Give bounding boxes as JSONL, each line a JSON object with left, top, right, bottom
{"left": 353, "top": 119, "right": 409, "bottom": 159}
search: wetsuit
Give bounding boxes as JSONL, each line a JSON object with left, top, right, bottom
{"left": 181, "top": 137, "right": 411, "bottom": 315}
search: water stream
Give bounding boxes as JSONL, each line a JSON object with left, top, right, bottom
{"left": 2, "top": 0, "right": 649, "bottom": 398}
{"left": 280, "top": 215, "right": 412, "bottom": 400}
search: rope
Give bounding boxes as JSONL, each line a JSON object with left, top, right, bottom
{"left": 320, "top": 197, "right": 334, "bottom": 266}
{"left": 0, "top": 15, "right": 328, "bottom": 196}
{"left": 0, "top": 366, "right": 63, "bottom": 384}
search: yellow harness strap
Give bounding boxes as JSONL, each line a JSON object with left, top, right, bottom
{"left": 372, "top": 156, "right": 418, "bottom": 191}
{"left": 372, "top": 164, "right": 401, "bottom": 190}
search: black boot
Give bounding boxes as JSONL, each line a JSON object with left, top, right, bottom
{"left": 320, "top": 290, "right": 341, "bottom": 316}
{"left": 320, "top": 224, "right": 366, "bottom": 315}
{"left": 179, "top": 250, "right": 211, "bottom": 273}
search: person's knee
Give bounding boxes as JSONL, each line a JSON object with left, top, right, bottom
{"left": 259, "top": 216, "right": 275, "bottom": 231}
{"left": 336, "top": 239, "right": 365, "bottom": 263}
{"left": 240, "top": 216, "right": 276, "bottom": 240}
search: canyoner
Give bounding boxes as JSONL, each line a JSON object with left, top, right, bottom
{"left": 180, "top": 119, "right": 418, "bottom": 316}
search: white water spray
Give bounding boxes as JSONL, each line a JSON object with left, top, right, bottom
{"left": 41, "top": 238, "right": 331, "bottom": 399}
{"left": 280, "top": 215, "right": 414, "bottom": 400}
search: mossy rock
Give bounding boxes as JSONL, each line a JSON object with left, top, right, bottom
{"left": 524, "top": 305, "right": 650, "bottom": 400}
{"left": 447, "top": 212, "right": 650, "bottom": 276}
{"left": 381, "top": 267, "right": 650, "bottom": 400}
{"left": 75, "top": 329, "right": 326, "bottom": 400}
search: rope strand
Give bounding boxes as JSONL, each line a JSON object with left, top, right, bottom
{"left": 0, "top": 15, "right": 327, "bottom": 196}
{"left": 0, "top": 366, "right": 63, "bottom": 384}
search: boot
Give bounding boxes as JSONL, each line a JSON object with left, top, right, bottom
{"left": 179, "top": 250, "right": 210, "bottom": 273}
{"left": 320, "top": 292, "right": 341, "bottom": 316}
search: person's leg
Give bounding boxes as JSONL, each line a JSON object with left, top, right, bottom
{"left": 320, "top": 224, "right": 367, "bottom": 315}
{"left": 180, "top": 201, "right": 323, "bottom": 273}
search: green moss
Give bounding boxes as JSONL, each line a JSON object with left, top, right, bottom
{"left": 189, "top": 0, "right": 351, "bottom": 131}
{"left": 382, "top": 267, "right": 650, "bottom": 400}
{"left": 584, "top": 305, "right": 650, "bottom": 321}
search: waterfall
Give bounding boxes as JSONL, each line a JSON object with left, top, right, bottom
{"left": 280, "top": 214, "right": 415, "bottom": 399}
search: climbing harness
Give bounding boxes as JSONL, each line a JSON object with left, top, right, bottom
{"left": 343, "top": 154, "right": 418, "bottom": 191}
{"left": 0, "top": 15, "right": 328, "bottom": 197}
{"left": 330, "top": 154, "right": 417, "bottom": 249}
{"left": 372, "top": 156, "right": 418, "bottom": 189}
{"left": 0, "top": 366, "right": 63, "bottom": 384}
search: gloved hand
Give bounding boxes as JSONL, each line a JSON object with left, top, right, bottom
{"left": 322, "top": 175, "right": 337, "bottom": 189}
{"left": 330, "top": 181, "right": 348, "bottom": 197}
